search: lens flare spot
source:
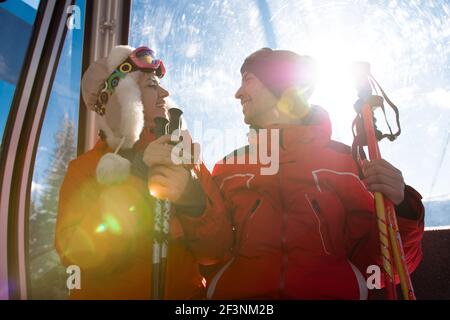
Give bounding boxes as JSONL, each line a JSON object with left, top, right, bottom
{"left": 104, "top": 215, "right": 122, "bottom": 235}
{"left": 95, "top": 223, "right": 107, "bottom": 233}
{"left": 129, "top": 205, "right": 136, "bottom": 213}
{"left": 277, "top": 87, "right": 311, "bottom": 120}
{"left": 149, "top": 185, "right": 162, "bottom": 199}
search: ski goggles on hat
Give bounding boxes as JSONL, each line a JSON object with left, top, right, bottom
{"left": 93, "top": 46, "right": 166, "bottom": 116}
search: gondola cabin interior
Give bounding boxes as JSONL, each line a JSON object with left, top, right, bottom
{"left": 0, "top": 0, "right": 449, "bottom": 300}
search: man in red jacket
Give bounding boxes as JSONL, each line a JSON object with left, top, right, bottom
{"left": 144, "top": 48, "right": 424, "bottom": 299}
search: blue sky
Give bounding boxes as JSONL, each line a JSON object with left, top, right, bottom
{"left": 22, "top": 0, "right": 39, "bottom": 9}
{"left": 32, "top": 0, "right": 85, "bottom": 193}
{"left": 0, "top": 0, "right": 448, "bottom": 226}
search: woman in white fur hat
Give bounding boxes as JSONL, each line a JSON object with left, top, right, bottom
{"left": 55, "top": 45, "right": 232, "bottom": 299}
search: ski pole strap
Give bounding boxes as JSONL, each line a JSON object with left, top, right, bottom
{"left": 351, "top": 86, "right": 401, "bottom": 179}
{"left": 351, "top": 113, "right": 368, "bottom": 179}
{"left": 369, "top": 75, "right": 401, "bottom": 142}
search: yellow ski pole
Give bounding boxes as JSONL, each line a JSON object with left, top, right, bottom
{"left": 362, "top": 103, "right": 416, "bottom": 300}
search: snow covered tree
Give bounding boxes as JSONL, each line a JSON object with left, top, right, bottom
{"left": 29, "top": 113, "right": 76, "bottom": 299}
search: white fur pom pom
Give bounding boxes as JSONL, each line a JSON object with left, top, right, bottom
{"left": 96, "top": 153, "right": 130, "bottom": 185}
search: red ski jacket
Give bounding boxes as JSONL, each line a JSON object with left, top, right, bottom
{"left": 204, "top": 106, "right": 424, "bottom": 300}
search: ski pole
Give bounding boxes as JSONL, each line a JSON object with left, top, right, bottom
{"left": 150, "top": 109, "right": 183, "bottom": 299}
{"left": 159, "top": 107, "right": 183, "bottom": 297}
{"left": 150, "top": 116, "right": 169, "bottom": 299}
{"left": 160, "top": 108, "right": 183, "bottom": 294}
{"left": 352, "top": 62, "right": 415, "bottom": 300}
{"left": 361, "top": 104, "right": 416, "bottom": 300}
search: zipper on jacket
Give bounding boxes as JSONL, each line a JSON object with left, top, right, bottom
{"left": 305, "top": 194, "right": 333, "bottom": 255}
{"left": 238, "top": 199, "right": 261, "bottom": 245}
{"left": 311, "top": 199, "right": 321, "bottom": 215}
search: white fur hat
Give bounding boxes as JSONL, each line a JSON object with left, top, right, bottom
{"left": 82, "top": 45, "right": 145, "bottom": 150}
{"left": 81, "top": 45, "right": 147, "bottom": 184}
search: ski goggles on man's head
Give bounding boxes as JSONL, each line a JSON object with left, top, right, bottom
{"left": 93, "top": 46, "right": 166, "bottom": 116}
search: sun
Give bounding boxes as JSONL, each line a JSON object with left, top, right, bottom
{"left": 306, "top": 37, "right": 375, "bottom": 142}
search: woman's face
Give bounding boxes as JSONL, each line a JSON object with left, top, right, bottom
{"left": 138, "top": 71, "right": 170, "bottom": 129}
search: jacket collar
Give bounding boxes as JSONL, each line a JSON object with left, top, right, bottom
{"left": 249, "top": 105, "right": 332, "bottom": 150}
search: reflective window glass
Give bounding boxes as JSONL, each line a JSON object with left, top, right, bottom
{"left": 130, "top": 0, "right": 450, "bottom": 227}
{"left": 28, "top": 0, "right": 85, "bottom": 299}
{"left": 0, "top": 0, "right": 40, "bottom": 155}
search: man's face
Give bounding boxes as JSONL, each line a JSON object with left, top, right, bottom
{"left": 234, "top": 71, "right": 278, "bottom": 127}
{"left": 138, "top": 72, "right": 169, "bottom": 128}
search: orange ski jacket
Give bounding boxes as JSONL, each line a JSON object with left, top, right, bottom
{"left": 55, "top": 139, "right": 232, "bottom": 299}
